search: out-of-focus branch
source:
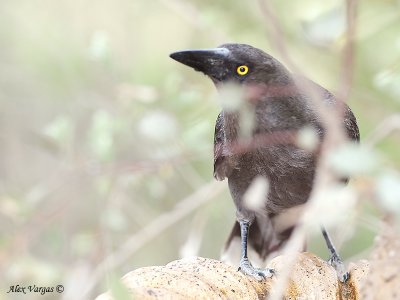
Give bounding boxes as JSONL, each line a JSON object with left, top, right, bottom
{"left": 257, "top": 0, "right": 293, "bottom": 66}
{"left": 365, "top": 114, "right": 400, "bottom": 146}
{"left": 338, "top": 0, "right": 358, "bottom": 103}
{"left": 80, "top": 181, "right": 225, "bottom": 299}
{"left": 158, "top": 0, "right": 227, "bottom": 43}
{"left": 256, "top": 1, "right": 360, "bottom": 299}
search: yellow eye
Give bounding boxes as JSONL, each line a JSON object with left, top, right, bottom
{"left": 236, "top": 65, "right": 249, "bottom": 75}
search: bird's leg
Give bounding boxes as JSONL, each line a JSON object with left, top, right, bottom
{"left": 321, "top": 227, "right": 350, "bottom": 282}
{"left": 238, "top": 220, "right": 275, "bottom": 280}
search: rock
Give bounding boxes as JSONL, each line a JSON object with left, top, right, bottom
{"left": 96, "top": 253, "right": 369, "bottom": 300}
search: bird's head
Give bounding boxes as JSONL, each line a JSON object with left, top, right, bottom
{"left": 170, "top": 43, "right": 291, "bottom": 86}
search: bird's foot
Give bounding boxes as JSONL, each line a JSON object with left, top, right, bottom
{"left": 238, "top": 258, "right": 275, "bottom": 281}
{"left": 328, "top": 254, "right": 350, "bottom": 283}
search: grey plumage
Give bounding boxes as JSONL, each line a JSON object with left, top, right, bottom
{"left": 170, "top": 43, "right": 359, "bottom": 280}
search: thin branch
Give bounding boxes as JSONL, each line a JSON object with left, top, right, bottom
{"left": 257, "top": 1, "right": 359, "bottom": 299}
{"left": 80, "top": 180, "right": 225, "bottom": 299}
{"left": 364, "top": 114, "right": 400, "bottom": 146}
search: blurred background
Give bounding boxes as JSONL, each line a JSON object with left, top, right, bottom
{"left": 0, "top": 0, "right": 399, "bottom": 299}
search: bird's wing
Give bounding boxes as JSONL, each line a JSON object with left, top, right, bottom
{"left": 294, "top": 75, "right": 360, "bottom": 143}
{"left": 342, "top": 105, "right": 360, "bottom": 142}
{"left": 323, "top": 88, "right": 360, "bottom": 143}
{"left": 213, "top": 112, "right": 233, "bottom": 181}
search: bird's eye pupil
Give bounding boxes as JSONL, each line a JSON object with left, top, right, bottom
{"left": 237, "top": 65, "right": 249, "bottom": 75}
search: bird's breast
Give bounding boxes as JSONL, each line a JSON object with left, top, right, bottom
{"left": 228, "top": 145, "right": 316, "bottom": 214}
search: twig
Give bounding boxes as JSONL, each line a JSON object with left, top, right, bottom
{"left": 80, "top": 180, "right": 225, "bottom": 299}
{"left": 364, "top": 114, "right": 400, "bottom": 146}
{"left": 157, "top": 0, "right": 227, "bottom": 43}
{"left": 257, "top": 0, "right": 359, "bottom": 299}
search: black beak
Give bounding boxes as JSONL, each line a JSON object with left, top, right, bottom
{"left": 170, "top": 48, "right": 230, "bottom": 80}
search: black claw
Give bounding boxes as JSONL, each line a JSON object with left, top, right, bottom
{"left": 340, "top": 271, "right": 350, "bottom": 283}
{"left": 269, "top": 269, "right": 276, "bottom": 275}
{"left": 257, "top": 272, "right": 265, "bottom": 278}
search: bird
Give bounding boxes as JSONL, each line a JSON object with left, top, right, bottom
{"left": 170, "top": 43, "right": 359, "bottom": 282}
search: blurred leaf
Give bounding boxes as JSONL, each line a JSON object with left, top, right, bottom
{"left": 71, "top": 233, "right": 96, "bottom": 256}
{"left": 102, "top": 208, "right": 128, "bottom": 232}
{"left": 88, "top": 30, "right": 111, "bottom": 62}
{"left": 109, "top": 276, "right": 131, "bottom": 300}
{"left": 302, "top": 6, "right": 345, "bottom": 47}
{"left": 243, "top": 176, "right": 269, "bottom": 212}
{"left": 218, "top": 83, "right": 243, "bottom": 112}
{"left": 309, "top": 185, "right": 357, "bottom": 227}
{"left": 8, "top": 256, "right": 60, "bottom": 284}
{"left": 95, "top": 176, "right": 113, "bottom": 197}
{"left": 181, "top": 120, "right": 210, "bottom": 151}
{"left": 239, "top": 105, "right": 256, "bottom": 139}
{"left": 117, "top": 83, "right": 159, "bottom": 104}
{"left": 296, "top": 126, "right": 319, "bottom": 152}
{"left": 373, "top": 68, "right": 400, "bottom": 101}
{"left": 89, "top": 110, "right": 115, "bottom": 161}
{"left": 43, "top": 115, "right": 73, "bottom": 145}
{"left": 25, "top": 184, "right": 49, "bottom": 207}
{"left": 138, "top": 110, "right": 178, "bottom": 142}
{"left": 147, "top": 177, "right": 167, "bottom": 199}
{"left": 327, "top": 143, "right": 380, "bottom": 176}
{"left": 0, "top": 196, "right": 21, "bottom": 220}
{"left": 376, "top": 170, "right": 400, "bottom": 215}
